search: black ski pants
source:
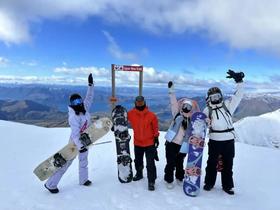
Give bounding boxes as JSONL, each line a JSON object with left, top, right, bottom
{"left": 134, "top": 145, "right": 157, "bottom": 183}
{"left": 164, "top": 141, "right": 186, "bottom": 183}
{"left": 204, "top": 139, "right": 235, "bottom": 190}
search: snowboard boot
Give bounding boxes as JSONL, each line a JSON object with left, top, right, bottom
{"left": 148, "top": 181, "right": 155, "bottom": 191}
{"left": 133, "top": 172, "right": 143, "bottom": 181}
{"left": 176, "top": 179, "right": 183, "bottom": 186}
{"left": 223, "top": 188, "right": 234, "bottom": 195}
{"left": 83, "top": 180, "right": 92, "bottom": 186}
{"left": 44, "top": 184, "right": 59, "bottom": 194}
{"left": 165, "top": 182, "right": 175, "bottom": 189}
{"left": 203, "top": 184, "right": 213, "bottom": 191}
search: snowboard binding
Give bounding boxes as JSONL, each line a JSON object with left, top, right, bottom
{"left": 53, "top": 153, "right": 67, "bottom": 168}
{"left": 117, "top": 155, "right": 132, "bottom": 166}
{"left": 79, "top": 133, "right": 91, "bottom": 147}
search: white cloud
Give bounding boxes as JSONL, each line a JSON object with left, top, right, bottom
{"left": 103, "top": 31, "right": 137, "bottom": 61}
{"left": 0, "top": 56, "right": 9, "bottom": 66}
{"left": 0, "top": 64, "right": 279, "bottom": 92}
{"left": 0, "top": 1, "right": 280, "bottom": 54}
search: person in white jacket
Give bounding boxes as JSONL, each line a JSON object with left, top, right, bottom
{"left": 203, "top": 70, "right": 245, "bottom": 195}
{"left": 44, "top": 73, "right": 94, "bottom": 194}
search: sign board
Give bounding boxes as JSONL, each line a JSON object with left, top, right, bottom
{"left": 113, "top": 65, "right": 143, "bottom": 72}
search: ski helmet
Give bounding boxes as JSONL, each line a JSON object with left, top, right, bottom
{"left": 206, "top": 87, "right": 223, "bottom": 104}
{"left": 70, "top": 93, "right": 83, "bottom": 106}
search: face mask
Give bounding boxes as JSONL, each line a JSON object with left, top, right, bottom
{"left": 135, "top": 104, "right": 146, "bottom": 111}
{"left": 72, "top": 103, "right": 86, "bottom": 115}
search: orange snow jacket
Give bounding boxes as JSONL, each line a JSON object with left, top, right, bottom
{"left": 128, "top": 107, "right": 159, "bottom": 147}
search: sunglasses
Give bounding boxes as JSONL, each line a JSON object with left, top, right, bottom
{"left": 71, "top": 98, "right": 83, "bottom": 106}
{"left": 182, "top": 103, "right": 192, "bottom": 113}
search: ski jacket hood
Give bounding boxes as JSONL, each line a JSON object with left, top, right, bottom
{"left": 128, "top": 106, "right": 159, "bottom": 147}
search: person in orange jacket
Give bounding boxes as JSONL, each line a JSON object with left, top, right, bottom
{"left": 128, "top": 96, "right": 159, "bottom": 191}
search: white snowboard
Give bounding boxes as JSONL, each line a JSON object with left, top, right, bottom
{"left": 33, "top": 117, "right": 112, "bottom": 181}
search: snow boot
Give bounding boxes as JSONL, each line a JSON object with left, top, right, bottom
{"left": 148, "top": 182, "right": 155, "bottom": 191}
{"left": 83, "top": 180, "right": 92, "bottom": 186}
{"left": 133, "top": 172, "right": 143, "bottom": 181}
{"left": 203, "top": 184, "right": 213, "bottom": 191}
{"left": 223, "top": 188, "right": 234, "bottom": 195}
{"left": 44, "top": 184, "right": 59, "bottom": 194}
{"left": 165, "top": 182, "right": 175, "bottom": 189}
{"left": 176, "top": 179, "right": 183, "bottom": 186}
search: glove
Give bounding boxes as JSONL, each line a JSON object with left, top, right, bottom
{"left": 154, "top": 150, "right": 159, "bottom": 161}
{"left": 88, "top": 73, "right": 93, "bottom": 86}
{"left": 226, "top": 69, "right": 245, "bottom": 83}
{"left": 168, "top": 81, "right": 174, "bottom": 93}
{"left": 79, "top": 147, "right": 88, "bottom": 153}
{"left": 154, "top": 136, "right": 159, "bottom": 148}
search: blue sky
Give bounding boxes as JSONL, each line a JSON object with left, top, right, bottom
{"left": 0, "top": 0, "right": 280, "bottom": 92}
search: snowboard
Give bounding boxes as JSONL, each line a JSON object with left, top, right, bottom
{"left": 33, "top": 117, "right": 112, "bottom": 181}
{"left": 183, "top": 112, "right": 207, "bottom": 197}
{"left": 111, "top": 105, "right": 133, "bottom": 183}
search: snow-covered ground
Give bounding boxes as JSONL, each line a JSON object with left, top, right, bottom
{"left": 0, "top": 110, "right": 280, "bottom": 210}
{"left": 235, "top": 109, "right": 280, "bottom": 148}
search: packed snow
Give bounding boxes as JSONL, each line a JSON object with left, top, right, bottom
{"left": 0, "top": 110, "right": 280, "bottom": 210}
{"left": 235, "top": 109, "right": 280, "bottom": 149}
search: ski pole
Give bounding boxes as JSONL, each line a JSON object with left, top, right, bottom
{"left": 92, "top": 140, "right": 112, "bottom": 146}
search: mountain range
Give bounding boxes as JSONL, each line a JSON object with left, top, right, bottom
{"left": 0, "top": 84, "right": 280, "bottom": 129}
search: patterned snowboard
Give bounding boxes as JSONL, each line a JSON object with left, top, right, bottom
{"left": 33, "top": 117, "right": 112, "bottom": 181}
{"left": 112, "top": 105, "right": 133, "bottom": 183}
{"left": 183, "top": 112, "right": 207, "bottom": 197}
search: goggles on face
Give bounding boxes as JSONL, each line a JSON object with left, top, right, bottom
{"left": 70, "top": 98, "right": 83, "bottom": 106}
{"left": 209, "top": 93, "right": 222, "bottom": 103}
{"left": 182, "top": 102, "right": 192, "bottom": 113}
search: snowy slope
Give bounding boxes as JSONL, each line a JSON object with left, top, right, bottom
{"left": 0, "top": 118, "right": 279, "bottom": 210}
{"left": 235, "top": 109, "right": 280, "bottom": 148}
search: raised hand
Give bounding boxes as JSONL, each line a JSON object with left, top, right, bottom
{"left": 88, "top": 73, "right": 93, "bottom": 86}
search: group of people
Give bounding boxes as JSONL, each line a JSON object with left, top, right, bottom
{"left": 44, "top": 70, "right": 245, "bottom": 196}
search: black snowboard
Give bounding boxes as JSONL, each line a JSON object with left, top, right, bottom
{"left": 111, "top": 105, "right": 133, "bottom": 183}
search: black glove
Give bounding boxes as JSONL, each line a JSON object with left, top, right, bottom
{"left": 226, "top": 69, "right": 245, "bottom": 83}
{"left": 154, "top": 150, "right": 159, "bottom": 161}
{"left": 154, "top": 136, "right": 159, "bottom": 148}
{"left": 168, "top": 81, "right": 173, "bottom": 88}
{"left": 88, "top": 73, "right": 93, "bottom": 86}
{"left": 79, "top": 147, "right": 88, "bottom": 153}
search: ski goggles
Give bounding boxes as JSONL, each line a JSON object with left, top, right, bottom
{"left": 209, "top": 93, "right": 222, "bottom": 103}
{"left": 182, "top": 102, "right": 192, "bottom": 113}
{"left": 70, "top": 98, "right": 83, "bottom": 106}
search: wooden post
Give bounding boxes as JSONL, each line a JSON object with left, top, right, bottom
{"left": 139, "top": 67, "right": 143, "bottom": 96}
{"left": 110, "top": 64, "right": 117, "bottom": 110}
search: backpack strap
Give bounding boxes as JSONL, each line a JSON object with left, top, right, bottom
{"left": 173, "top": 112, "right": 181, "bottom": 122}
{"left": 207, "top": 102, "right": 231, "bottom": 120}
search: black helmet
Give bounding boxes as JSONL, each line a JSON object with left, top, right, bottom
{"left": 207, "top": 87, "right": 223, "bottom": 104}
